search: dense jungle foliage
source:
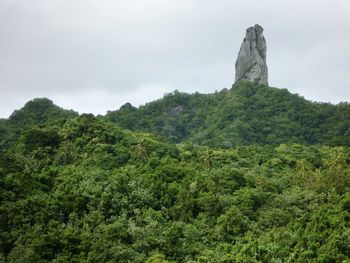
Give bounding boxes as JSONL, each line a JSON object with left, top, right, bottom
{"left": 1, "top": 83, "right": 350, "bottom": 262}
{"left": 106, "top": 82, "right": 350, "bottom": 147}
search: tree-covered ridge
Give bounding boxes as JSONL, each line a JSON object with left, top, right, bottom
{"left": 106, "top": 82, "right": 350, "bottom": 147}
{"left": 0, "top": 98, "right": 78, "bottom": 152}
{"left": 1, "top": 114, "right": 349, "bottom": 262}
{"left": 7, "top": 98, "right": 78, "bottom": 127}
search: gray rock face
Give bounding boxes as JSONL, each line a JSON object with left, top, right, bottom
{"left": 169, "top": 106, "right": 183, "bottom": 116}
{"left": 235, "top": 24, "right": 268, "bottom": 85}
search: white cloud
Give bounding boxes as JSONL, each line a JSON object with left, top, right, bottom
{"left": 0, "top": 0, "right": 349, "bottom": 117}
{"left": 51, "top": 82, "right": 175, "bottom": 115}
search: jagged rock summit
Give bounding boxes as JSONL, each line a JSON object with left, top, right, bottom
{"left": 235, "top": 24, "right": 268, "bottom": 86}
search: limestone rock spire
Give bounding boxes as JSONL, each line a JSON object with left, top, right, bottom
{"left": 235, "top": 24, "right": 268, "bottom": 85}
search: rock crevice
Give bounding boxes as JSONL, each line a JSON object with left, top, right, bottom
{"left": 235, "top": 24, "right": 268, "bottom": 86}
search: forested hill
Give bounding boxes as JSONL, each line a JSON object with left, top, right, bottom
{"left": 7, "top": 98, "right": 78, "bottom": 127}
{"left": 1, "top": 83, "right": 349, "bottom": 149}
{"left": 0, "top": 98, "right": 78, "bottom": 152}
{"left": 106, "top": 82, "right": 350, "bottom": 147}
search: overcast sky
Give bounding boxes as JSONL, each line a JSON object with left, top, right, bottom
{"left": 1, "top": 0, "right": 349, "bottom": 117}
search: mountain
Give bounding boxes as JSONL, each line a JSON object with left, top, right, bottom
{"left": 106, "top": 81, "right": 350, "bottom": 147}
{"left": 2, "top": 20, "right": 350, "bottom": 262}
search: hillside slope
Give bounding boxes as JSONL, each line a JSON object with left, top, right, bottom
{"left": 106, "top": 82, "right": 350, "bottom": 147}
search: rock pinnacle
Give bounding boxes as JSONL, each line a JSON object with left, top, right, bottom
{"left": 235, "top": 24, "right": 268, "bottom": 86}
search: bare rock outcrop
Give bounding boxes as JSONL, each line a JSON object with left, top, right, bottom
{"left": 235, "top": 24, "right": 268, "bottom": 85}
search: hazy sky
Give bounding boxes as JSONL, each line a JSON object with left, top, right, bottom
{"left": 1, "top": 0, "right": 349, "bottom": 117}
